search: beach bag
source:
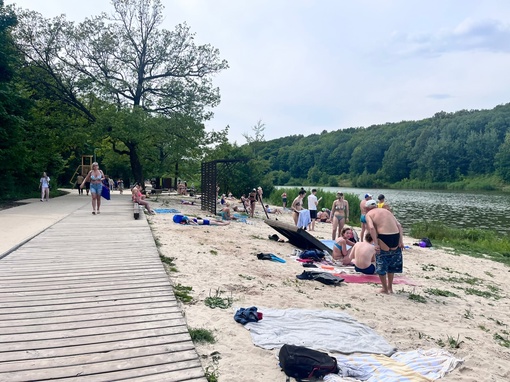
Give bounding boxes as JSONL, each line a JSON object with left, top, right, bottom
{"left": 101, "top": 184, "right": 111, "bottom": 200}
{"left": 421, "top": 237, "right": 433, "bottom": 247}
{"left": 299, "top": 249, "right": 325, "bottom": 261}
{"left": 279, "top": 344, "right": 338, "bottom": 381}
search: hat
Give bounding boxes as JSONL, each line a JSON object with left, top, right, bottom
{"left": 364, "top": 193, "right": 372, "bottom": 199}
{"left": 378, "top": 194, "right": 385, "bottom": 200}
{"left": 365, "top": 200, "right": 377, "bottom": 208}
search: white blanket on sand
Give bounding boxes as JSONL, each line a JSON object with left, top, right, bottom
{"left": 244, "top": 308, "right": 396, "bottom": 356}
{"left": 323, "top": 349, "right": 463, "bottom": 381}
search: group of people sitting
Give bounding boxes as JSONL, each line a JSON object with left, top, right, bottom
{"left": 331, "top": 226, "right": 376, "bottom": 275}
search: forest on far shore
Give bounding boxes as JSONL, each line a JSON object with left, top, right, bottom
{"left": 217, "top": 105, "right": 510, "bottom": 193}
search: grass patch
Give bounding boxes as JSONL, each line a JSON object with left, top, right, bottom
{"left": 210, "top": 249, "right": 218, "bottom": 255}
{"left": 463, "top": 309, "right": 473, "bottom": 319}
{"left": 205, "top": 365, "right": 219, "bottom": 382}
{"left": 159, "top": 255, "right": 178, "bottom": 272}
{"left": 485, "top": 271, "right": 494, "bottom": 278}
{"left": 421, "top": 264, "right": 435, "bottom": 271}
{"left": 425, "top": 288, "right": 460, "bottom": 298}
{"left": 324, "top": 302, "right": 352, "bottom": 310}
{"left": 189, "top": 327, "right": 215, "bottom": 344}
{"left": 173, "top": 284, "right": 193, "bottom": 303}
{"left": 479, "top": 325, "right": 490, "bottom": 332}
{"left": 204, "top": 288, "right": 233, "bottom": 309}
{"left": 494, "top": 333, "right": 510, "bottom": 348}
{"left": 447, "top": 334, "right": 464, "bottom": 348}
{"left": 408, "top": 293, "right": 427, "bottom": 303}
{"left": 464, "top": 287, "right": 501, "bottom": 300}
{"left": 410, "top": 222, "right": 510, "bottom": 266}
{"left": 437, "top": 276, "right": 481, "bottom": 285}
{"left": 239, "top": 274, "right": 255, "bottom": 280}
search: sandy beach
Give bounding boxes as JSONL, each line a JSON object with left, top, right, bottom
{"left": 149, "top": 195, "right": 509, "bottom": 381}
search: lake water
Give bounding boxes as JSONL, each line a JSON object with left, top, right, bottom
{"left": 286, "top": 187, "right": 510, "bottom": 235}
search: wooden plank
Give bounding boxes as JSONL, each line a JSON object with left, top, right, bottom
{"left": 0, "top": 342, "right": 197, "bottom": 373}
{"left": 0, "top": 320, "right": 188, "bottom": 353}
{"left": 0, "top": 300, "right": 179, "bottom": 321}
{"left": 1, "top": 333, "right": 193, "bottom": 362}
{"left": 0, "top": 306, "right": 178, "bottom": 328}
{"left": 0, "top": 312, "right": 183, "bottom": 335}
{"left": 0, "top": 352, "right": 202, "bottom": 382}
{"left": 0, "top": 319, "right": 187, "bottom": 343}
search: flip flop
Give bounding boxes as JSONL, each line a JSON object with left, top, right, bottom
{"left": 269, "top": 254, "right": 286, "bottom": 263}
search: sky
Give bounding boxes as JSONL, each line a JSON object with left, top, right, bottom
{"left": 8, "top": 0, "right": 510, "bottom": 144}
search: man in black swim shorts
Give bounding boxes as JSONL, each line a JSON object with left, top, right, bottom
{"left": 365, "top": 200, "right": 404, "bottom": 294}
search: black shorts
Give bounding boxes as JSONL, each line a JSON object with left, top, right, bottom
{"left": 310, "top": 210, "right": 317, "bottom": 219}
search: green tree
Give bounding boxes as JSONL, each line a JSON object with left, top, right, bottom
{"left": 15, "top": 0, "right": 228, "bottom": 184}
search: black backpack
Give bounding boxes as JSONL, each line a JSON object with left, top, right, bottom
{"left": 421, "top": 237, "right": 433, "bottom": 247}
{"left": 299, "top": 249, "right": 325, "bottom": 261}
{"left": 279, "top": 344, "right": 338, "bottom": 381}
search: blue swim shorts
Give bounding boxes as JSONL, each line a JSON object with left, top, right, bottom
{"left": 90, "top": 183, "right": 102, "bottom": 194}
{"left": 355, "top": 264, "right": 376, "bottom": 275}
{"left": 202, "top": 219, "right": 210, "bottom": 225}
{"left": 375, "top": 248, "right": 403, "bottom": 275}
{"left": 360, "top": 214, "right": 366, "bottom": 224}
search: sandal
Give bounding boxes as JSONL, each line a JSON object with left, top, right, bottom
{"left": 92, "top": 211, "right": 96, "bottom": 215}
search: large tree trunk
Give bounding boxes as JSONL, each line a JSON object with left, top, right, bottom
{"left": 174, "top": 162, "right": 179, "bottom": 190}
{"left": 128, "top": 144, "right": 144, "bottom": 188}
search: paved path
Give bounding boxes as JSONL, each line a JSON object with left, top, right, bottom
{"left": 0, "top": 192, "right": 206, "bottom": 381}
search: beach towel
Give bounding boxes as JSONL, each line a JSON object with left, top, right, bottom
{"left": 244, "top": 308, "right": 396, "bottom": 356}
{"left": 154, "top": 208, "right": 180, "bottom": 214}
{"left": 297, "top": 209, "right": 311, "bottom": 229}
{"left": 323, "top": 349, "right": 463, "bottom": 381}
{"left": 340, "top": 274, "right": 419, "bottom": 286}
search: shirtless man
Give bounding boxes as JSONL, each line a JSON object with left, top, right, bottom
{"left": 359, "top": 193, "right": 372, "bottom": 242}
{"left": 291, "top": 190, "right": 306, "bottom": 225}
{"left": 349, "top": 233, "right": 376, "bottom": 274}
{"left": 365, "top": 199, "right": 403, "bottom": 294}
{"left": 332, "top": 227, "right": 356, "bottom": 265}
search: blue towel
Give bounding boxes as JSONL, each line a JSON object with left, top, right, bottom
{"left": 321, "top": 239, "right": 336, "bottom": 250}
{"left": 154, "top": 208, "right": 180, "bottom": 214}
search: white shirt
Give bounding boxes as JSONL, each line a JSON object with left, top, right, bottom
{"left": 307, "top": 194, "right": 318, "bottom": 211}
{"left": 40, "top": 177, "right": 50, "bottom": 188}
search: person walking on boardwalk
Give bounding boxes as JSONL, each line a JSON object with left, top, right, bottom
{"left": 39, "top": 172, "right": 50, "bottom": 201}
{"left": 80, "top": 162, "right": 104, "bottom": 215}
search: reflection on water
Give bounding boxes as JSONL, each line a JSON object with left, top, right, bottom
{"left": 299, "top": 187, "right": 510, "bottom": 235}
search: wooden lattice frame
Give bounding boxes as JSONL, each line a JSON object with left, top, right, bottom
{"left": 201, "top": 159, "right": 247, "bottom": 215}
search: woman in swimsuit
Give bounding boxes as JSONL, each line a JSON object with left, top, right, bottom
{"left": 331, "top": 192, "right": 349, "bottom": 240}
{"left": 332, "top": 227, "right": 356, "bottom": 264}
{"left": 80, "top": 162, "right": 104, "bottom": 215}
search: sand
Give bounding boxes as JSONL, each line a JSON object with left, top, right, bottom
{"left": 149, "top": 195, "right": 510, "bottom": 381}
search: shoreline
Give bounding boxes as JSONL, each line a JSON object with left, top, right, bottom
{"left": 150, "top": 195, "right": 510, "bottom": 381}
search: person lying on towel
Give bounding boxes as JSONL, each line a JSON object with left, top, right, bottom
{"left": 180, "top": 215, "right": 230, "bottom": 226}
{"left": 348, "top": 233, "right": 376, "bottom": 274}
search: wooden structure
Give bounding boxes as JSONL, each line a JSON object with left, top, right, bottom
{"left": 200, "top": 159, "right": 247, "bottom": 215}
{"left": 0, "top": 197, "right": 206, "bottom": 381}
{"left": 264, "top": 219, "right": 332, "bottom": 254}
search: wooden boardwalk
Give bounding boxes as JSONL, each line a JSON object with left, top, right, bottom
{"left": 0, "top": 196, "right": 206, "bottom": 381}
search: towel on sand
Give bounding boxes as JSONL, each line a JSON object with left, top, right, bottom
{"left": 244, "top": 308, "right": 396, "bottom": 356}
{"left": 323, "top": 349, "right": 463, "bottom": 381}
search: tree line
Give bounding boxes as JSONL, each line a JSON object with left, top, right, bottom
{"left": 229, "top": 106, "right": 510, "bottom": 191}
